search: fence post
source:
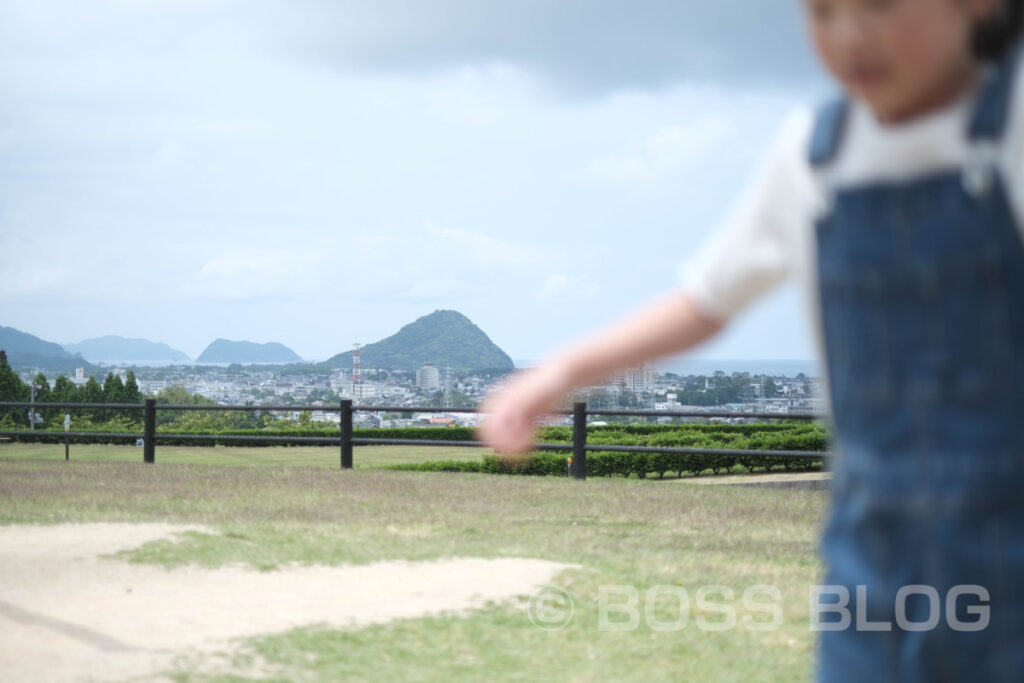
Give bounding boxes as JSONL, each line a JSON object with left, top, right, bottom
{"left": 572, "top": 401, "right": 587, "bottom": 480}
{"left": 340, "top": 399, "right": 353, "bottom": 469}
{"left": 143, "top": 398, "right": 156, "bottom": 464}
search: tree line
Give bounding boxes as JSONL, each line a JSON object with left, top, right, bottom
{"left": 0, "top": 350, "right": 144, "bottom": 427}
{"left": 0, "top": 350, "right": 295, "bottom": 433}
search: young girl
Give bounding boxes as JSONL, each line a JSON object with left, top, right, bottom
{"left": 481, "top": 0, "right": 1024, "bottom": 679}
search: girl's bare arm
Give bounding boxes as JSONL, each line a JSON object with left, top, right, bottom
{"left": 479, "top": 290, "right": 725, "bottom": 453}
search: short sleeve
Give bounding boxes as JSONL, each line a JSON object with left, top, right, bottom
{"left": 676, "top": 108, "right": 817, "bottom": 322}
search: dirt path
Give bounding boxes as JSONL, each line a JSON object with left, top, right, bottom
{"left": 675, "top": 471, "right": 831, "bottom": 489}
{"left": 0, "top": 523, "right": 574, "bottom": 682}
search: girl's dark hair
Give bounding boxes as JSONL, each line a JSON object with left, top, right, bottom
{"left": 973, "top": 0, "right": 1024, "bottom": 61}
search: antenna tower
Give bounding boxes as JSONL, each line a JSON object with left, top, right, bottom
{"left": 442, "top": 365, "right": 453, "bottom": 409}
{"left": 352, "top": 343, "right": 362, "bottom": 400}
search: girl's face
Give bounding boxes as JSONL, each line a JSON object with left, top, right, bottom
{"left": 804, "top": 0, "right": 1003, "bottom": 122}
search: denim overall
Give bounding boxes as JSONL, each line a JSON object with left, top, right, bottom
{"left": 811, "top": 45, "right": 1024, "bottom": 683}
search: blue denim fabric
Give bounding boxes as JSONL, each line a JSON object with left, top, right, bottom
{"left": 812, "top": 46, "right": 1024, "bottom": 683}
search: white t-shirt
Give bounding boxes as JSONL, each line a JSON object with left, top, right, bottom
{"left": 677, "top": 52, "right": 1024, "bottom": 363}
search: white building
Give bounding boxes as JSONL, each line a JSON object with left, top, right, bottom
{"left": 416, "top": 363, "right": 441, "bottom": 391}
{"left": 352, "top": 382, "right": 378, "bottom": 399}
{"left": 610, "top": 365, "right": 656, "bottom": 393}
{"left": 749, "top": 398, "right": 824, "bottom": 415}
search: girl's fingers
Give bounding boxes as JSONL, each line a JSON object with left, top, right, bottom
{"left": 480, "top": 389, "right": 540, "bottom": 454}
{"left": 480, "top": 365, "right": 569, "bottom": 454}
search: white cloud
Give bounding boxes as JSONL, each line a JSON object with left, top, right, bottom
{"left": 423, "top": 220, "right": 547, "bottom": 268}
{"left": 0, "top": 264, "right": 70, "bottom": 299}
{"left": 195, "top": 118, "right": 273, "bottom": 135}
{"left": 586, "top": 118, "right": 732, "bottom": 182}
{"left": 188, "top": 245, "right": 336, "bottom": 300}
{"left": 538, "top": 273, "right": 586, "bottom": 299}
{"left": 151, "top": 139, "right": 185, "bottom": 170}
{"left": 402, "top": 278, "right": 469, "bottom": 300}
{"left": 423, "top": 63, "right": 535, "bottom": 128}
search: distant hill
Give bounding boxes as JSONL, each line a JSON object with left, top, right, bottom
{"left": 64, "top": 335, "right": 190, "bottom": 362}
{"left": 321, "top": 310, "right": 514, "bottom": 372}
{"left": 0, "top": 325, "right": 90, "bottom": 372}
{"left": 196, "top": 339, "right": 303, "bottom": 364}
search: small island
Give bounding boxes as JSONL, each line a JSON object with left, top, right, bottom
{"left": 196, "top": 339, "right": 303, "bottom": 364}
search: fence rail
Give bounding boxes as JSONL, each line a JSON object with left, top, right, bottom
{"left": 0, "top": 399, "right": 829, "bottom": 478}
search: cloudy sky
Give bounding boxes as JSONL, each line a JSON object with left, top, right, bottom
{"left": 0, "top": 0, "right": 828, "bottom": 365}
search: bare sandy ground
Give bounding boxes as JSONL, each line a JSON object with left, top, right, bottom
{"left": 0, "top": 523, "right": 575, "bottom": 682}
{"left": 676, "top": 471, "right": 831, "bottom": 489}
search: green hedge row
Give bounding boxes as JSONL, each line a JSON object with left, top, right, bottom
{"left": 550, "top": 422, "right": 817, "bottom": 439}
{"left": 390, "top": 448, "right": 824, "bottom": 478}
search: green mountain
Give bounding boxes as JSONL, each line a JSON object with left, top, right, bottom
{"left": 321, "top": 310, "right": 514, "bottom": 372}
{"left": 0, "top": 325, "right": 90, "bottom": 372}
{"left": 64, "top": 335, "right": 190, "bottom": 362}
{"left": 196, "top": 339, "right": 303, "bottom": 364}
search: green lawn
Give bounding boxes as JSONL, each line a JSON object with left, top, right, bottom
{"left": 0, "top": 456, "right": 827, "bottom": 682}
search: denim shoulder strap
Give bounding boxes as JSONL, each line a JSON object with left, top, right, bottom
{"left": 808, "top": 98, "right": 849, "bottom": 168}
{"left": 969, "top": 39, "right": 1023, "bottom": 141}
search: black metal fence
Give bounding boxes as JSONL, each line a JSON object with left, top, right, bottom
{"left": 0, "top": 400, "right": 828, "bottom": 479}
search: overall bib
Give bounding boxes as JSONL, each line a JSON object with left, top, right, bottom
{"left": 810, "top": 45, "right": 1024, "bottom": 683}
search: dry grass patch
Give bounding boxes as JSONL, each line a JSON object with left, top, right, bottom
{"left": 0, "top": 459, "right": 828, "bottom": 682}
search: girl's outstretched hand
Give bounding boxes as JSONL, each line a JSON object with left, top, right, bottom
{"left": 478, "top": 292, "right": 724, "bottom": 454}
{"left": 478, "top": 364, "right": 571, "bottom": 454}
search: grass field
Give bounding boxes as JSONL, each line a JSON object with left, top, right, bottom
{"left": 0, "top": 452, "right": 828, "bottom": 681}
